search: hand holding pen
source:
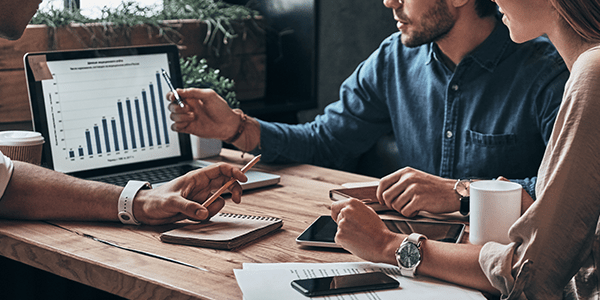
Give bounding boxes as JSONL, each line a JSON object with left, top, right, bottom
{"left": 161, "top": 68, "right": 185, "bottom": 108}
{"left": 203, "top": 155, "right": 261, "bottom": 208}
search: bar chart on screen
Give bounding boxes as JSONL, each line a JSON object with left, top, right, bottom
{"left": 40, "top": 53, "right": 182, "bottom": 172}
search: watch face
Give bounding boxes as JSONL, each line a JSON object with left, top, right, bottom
{"left": 399, "top": 243, "right": 421, "bottom": 268}
{"left": 457, "top": 180, "right": 470, "bottom": 197}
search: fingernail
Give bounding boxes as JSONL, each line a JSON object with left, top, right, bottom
{"left": 196, "top": 209, "right": 208, "bottom": 218}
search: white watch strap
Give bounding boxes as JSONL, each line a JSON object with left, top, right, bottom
{"left": 408, "top": 232, "right": 427, "bottom": 244}
{"left": 118, "top": 180, "right": 152, "bottom": 225}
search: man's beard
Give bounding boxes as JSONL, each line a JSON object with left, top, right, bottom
{"left": 401, "top": 0, "right": 456, "bottom": 48}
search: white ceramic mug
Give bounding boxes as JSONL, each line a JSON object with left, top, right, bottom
{"left": 0, "top": 131, "right": 45, "bottom": 165}
{"left": 469, "top": 180, "right": 522, "bottom": 245}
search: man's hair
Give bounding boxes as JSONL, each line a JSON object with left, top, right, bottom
{"left": 474, "top": 0, "right": 498, "bottom": 18}
{"left": 550, "top": 0, "right": 600, "bottom": 42}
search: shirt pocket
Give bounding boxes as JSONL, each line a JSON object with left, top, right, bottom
{"left": 466, "top": 129, "right": 517, "bottom": 146}
{"left": 463, "top": 129, "right": 523, "bottom": 178}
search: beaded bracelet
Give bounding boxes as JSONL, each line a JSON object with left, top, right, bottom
{"left": 224, "top": 111, "right": 248, "bottom": 144}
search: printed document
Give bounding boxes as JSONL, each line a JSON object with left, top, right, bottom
{"left": 234, "top": 261, "right": 486, "bottom": 300}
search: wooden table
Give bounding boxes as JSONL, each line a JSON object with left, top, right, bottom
{"left": 0, "top": 149, "right": 379, "bottom": 299}
{"left": 0, "top": 149, "right": 472, "bottom": 299}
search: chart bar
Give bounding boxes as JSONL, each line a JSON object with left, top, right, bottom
{"left": 94, "top": 125, "right": 102, "bottom": 154}
{"left": 117, "top": 101, "right": 129, "bottom": 151}
{"left": 85, "top": 130, "right": 92, "bottom": 155}
{"left": 111, "top": 119, "right": 119, "bottom": 152}
{"left": 78, "top": 147, "right": 84, "bottom": 157}
{"left": 125, "top": 99, "right": 137, "bottom": 149}
{"left": 141, "top": 91, "right": 153, "bottom": 147}
{"left": 69, "top": 150, "right": 75, "bottom": 158}
{"left": 149, "top": 83, "right": 162, "bottom": 145}
{"left": 134, "top": 98, "right": 146, "bottom": 148}
{"left": 102, "top": 118, "right": 111, "bottom": 153}
{"left": 156, "top": 72, "right": 170, "bottom": 144}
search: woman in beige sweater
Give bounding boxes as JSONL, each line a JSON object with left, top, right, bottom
{"left": 331, "top": 0, "right": 600, "bottom": 298}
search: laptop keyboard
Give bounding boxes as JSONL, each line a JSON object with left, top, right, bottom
{"left": 94, "top": 164, "right": 200, "bottom": 186}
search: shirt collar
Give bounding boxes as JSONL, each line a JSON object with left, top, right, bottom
{"left": 467, "top": 16, "right": 511, "bottom": 72}
{"left": 426, "top": 15, "right": 511, "bottom": 72}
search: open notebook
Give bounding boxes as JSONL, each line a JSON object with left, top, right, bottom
{"left": 24, "top": 45, "right": 279, "bottom": 189}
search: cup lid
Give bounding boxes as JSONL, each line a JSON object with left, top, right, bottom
{"left": 0, "top": 131, "right": 45, "bottom": 146}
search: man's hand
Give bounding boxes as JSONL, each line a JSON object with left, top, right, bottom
{"left": 377, "top": 167, "right": 459, "bottom": 217}
{"left": 331, "top": 198, "right": 402, "bottom": 265}
{"left": 133, "top": 163, "right": 247, "bottom": 225}
{"left": 167, "top": 88, "right": 240, "bottom": 140}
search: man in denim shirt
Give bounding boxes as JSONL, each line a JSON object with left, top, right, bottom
{"left": 169, "top": 0, "right": 568, "bottom": 216}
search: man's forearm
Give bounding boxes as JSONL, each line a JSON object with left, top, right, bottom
{"left": 0, "top": 161, "right": 121, "bottom": 221}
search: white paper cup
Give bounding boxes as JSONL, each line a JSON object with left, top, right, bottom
{"left": 0, "top": 131, "right": 45, "bottom": 165}
{"left": 469, "top": 180, "right": 522, "bottom": 245}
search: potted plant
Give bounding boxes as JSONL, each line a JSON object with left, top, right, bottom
{"left": 0, "top": 0, "right": 265, "bottom": 128}
{"left": 180, "top": 55, "right": 238, "bottom": 108}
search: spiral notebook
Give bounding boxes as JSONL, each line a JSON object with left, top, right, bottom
{"left": 160, "top": 213, "right": 283, "bottom": 250}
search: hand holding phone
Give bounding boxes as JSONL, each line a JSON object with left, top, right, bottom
{"left": 291, "top": 272, "right": 399, "bottom": 297}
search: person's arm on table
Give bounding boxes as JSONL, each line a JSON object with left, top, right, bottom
{"left": 376, "top": 168, "right": 535, "bottom": 217}
{"left": 0, "top": 161, "right": 246, "bottom": 224}
{"left": 331, "top": 198, "right": 498, "bottom": 295}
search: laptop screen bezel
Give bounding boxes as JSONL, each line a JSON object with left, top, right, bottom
{"left": 24, "top": 44, "right": 192, "bottom": 179}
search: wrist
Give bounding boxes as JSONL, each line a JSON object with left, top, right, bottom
{"left": 118, "top": 180, "right": 152, "bottom": 225}
{"left": 453, "top": 179, "right": 471, "bottom": 215}
{"left": 232, "top": 116, "right": 261, "bottom": 152}
{"left": 383, "top": 233, "right": 406, "bottom": 265}
{"left": 224, "top": 109, "right": 247, "bottom": 144}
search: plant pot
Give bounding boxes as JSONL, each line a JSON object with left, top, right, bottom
{"left": 190, "top": 135, "right": 222, "bottom": 159}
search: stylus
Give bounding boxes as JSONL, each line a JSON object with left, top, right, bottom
{"left": 161, "top": 68, "right": 185, "bottom": 108}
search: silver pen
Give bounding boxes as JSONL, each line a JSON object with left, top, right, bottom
{"left": 161, "top": 68, "right": 184, "bottom": 108}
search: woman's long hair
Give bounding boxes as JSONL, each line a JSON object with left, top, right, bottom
{"left": 550, "top": 0, "right": 600, "bottom": 42}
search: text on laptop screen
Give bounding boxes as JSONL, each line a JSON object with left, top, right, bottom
{"left": 39, "top": 53, "right": 182, "bottom": 173}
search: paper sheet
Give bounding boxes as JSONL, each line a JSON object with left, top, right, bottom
{"left": 234, "top": 262, "right": 486, "bottom": 300}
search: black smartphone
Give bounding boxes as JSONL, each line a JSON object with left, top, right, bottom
{"left": 296, "top": 215, "right": 465, "bottom": 247}
{"left": 290, "top": 272, "right": 399, "bottom": 297}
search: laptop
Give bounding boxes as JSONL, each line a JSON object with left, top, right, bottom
{"left": 24, "top": 44, "right": 279, "bottom": 189}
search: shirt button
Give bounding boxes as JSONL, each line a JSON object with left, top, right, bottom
{"left": 446, "top": 131, "right": 453, "bottom": 138}
{"left": 451, "top": 84, "right": 459, "bottom": 91}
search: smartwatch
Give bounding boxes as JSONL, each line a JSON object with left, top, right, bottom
{"left": 118, "top": 180, "right": 152, "bottom": 225}
{"left": 396, "top": 233, "right": 427, "bottom": 277}
{"left": 454, "top": 179, "right": 471, "bottom": 216}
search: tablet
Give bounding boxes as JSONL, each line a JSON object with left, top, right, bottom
{"left": 296, "top": 215, "right": 465, "bottom": 248}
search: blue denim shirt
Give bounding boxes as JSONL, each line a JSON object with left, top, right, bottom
{"left": 258, "top": 20, "right": 568, "bottom": 199}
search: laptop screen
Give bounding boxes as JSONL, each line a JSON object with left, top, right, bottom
{"left": 25, "top": 45, "right": 191, "bottom": 177}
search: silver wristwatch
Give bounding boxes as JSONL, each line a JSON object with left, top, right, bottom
{"left": 395, "top": 233, "right": 427, "bottom": 277}
{"left": 454, "top": 179, "right": 471, "bottom": 216}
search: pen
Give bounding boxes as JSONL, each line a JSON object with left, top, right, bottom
{"left": 202, "top": 154, "right": 262, "bottom": 208}
{"left": 161, "top": 68, "right": 185, "bottom": 108}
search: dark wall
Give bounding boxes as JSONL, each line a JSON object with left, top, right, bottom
{"left": 298, "top": 0, "right": 397, "bottom": 123}
{"left": 226, "top": 0, "right": 397, "bottom": 124}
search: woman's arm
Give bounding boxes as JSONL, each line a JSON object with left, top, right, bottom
{"left": 331, "top": 198, "right": 499, "bottom": 295}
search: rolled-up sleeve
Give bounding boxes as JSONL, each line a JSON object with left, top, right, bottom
{"left": 480, "top": 241, "right": 534, "bottom": 300}
{"left": 0, "top": 151, "right": 14, "bottom": 199}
